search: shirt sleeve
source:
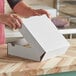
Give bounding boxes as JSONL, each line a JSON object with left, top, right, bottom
{"left": 7, "top": 0, "right": 22, "bottom": 9}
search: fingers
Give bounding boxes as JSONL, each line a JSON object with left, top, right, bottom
{"left": 35, "top": 9, "right": 51, "bottom": 19}
{"left": 8, "top": 19, "right": 17, "bottom": 29}
{"left": 13, "top": 14, "right": 22, "bottom": 28}
{"left": 9, "top": 14, "right": 22, "bottom": 29}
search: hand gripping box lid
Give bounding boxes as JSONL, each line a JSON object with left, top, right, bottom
{"left": 7, "top": 15, "right": 70, "bottom": 61}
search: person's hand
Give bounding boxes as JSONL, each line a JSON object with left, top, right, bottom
{"left": 0, "top": 13, "right": 22, "bottom": 29}
{"left": 33, "top": 9, "right": 51, "bottom": 19}
{"left": 12, "top": 1, "right": 51, "bottom": 18}
{"left": 14, "top": 6, "right": 51, "bottom": 18}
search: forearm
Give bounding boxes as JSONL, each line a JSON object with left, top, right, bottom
{"left": 7, "top": 0, "right": 35, "bottom": 17}
{"left": 7, "top": 0, "right": 51, "bottom": 18}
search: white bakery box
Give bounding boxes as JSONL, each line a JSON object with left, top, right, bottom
{"left": 7, "top": 15, "right": 70, "bottom": 61}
